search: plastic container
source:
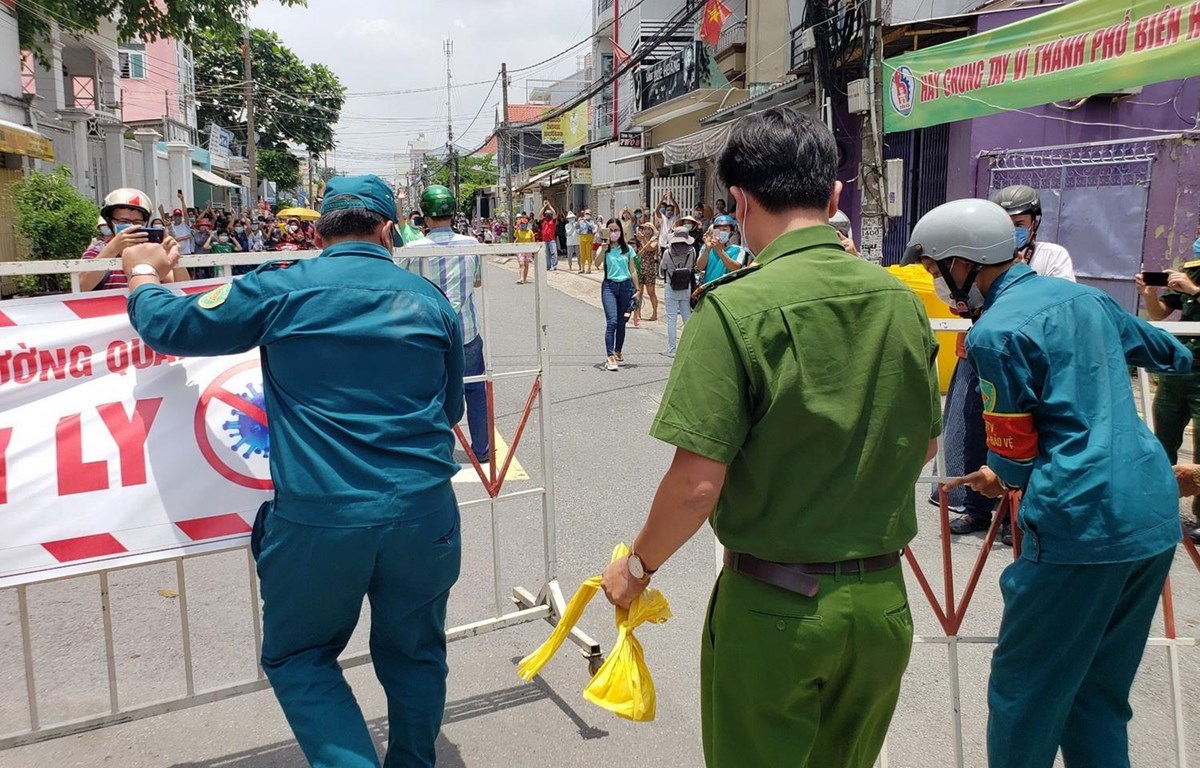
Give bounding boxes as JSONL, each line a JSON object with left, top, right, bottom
{"left": 886, "top": 264, "right": 958, "bottom": 394}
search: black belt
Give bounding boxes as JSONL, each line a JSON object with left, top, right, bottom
{"left": 723, "top": 550, "right": 902, "bottom": 598}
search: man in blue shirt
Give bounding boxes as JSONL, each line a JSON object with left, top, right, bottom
{"left": 696, "top": 214, "right": 747, "bottom": 284}
{"left": 398, "top": 184, "right": 490, "bottom": 463}
{"left": 906, "top": 198, "right": 1191, "bottom": 768}
{"left": 121, "top": 176, "right": 464, "bottom": 768}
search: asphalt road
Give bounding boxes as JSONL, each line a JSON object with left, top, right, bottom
{"left": 1, "top": 258, "right": 1199, "bottom": 767}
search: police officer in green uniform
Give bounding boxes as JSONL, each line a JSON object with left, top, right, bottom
{"left": 121, "top": 176, "right": 464, "bottom": 768}
{"left": 600, "top": 107, "right": 941, "bottom": 768}
{"left": 1140, "top": 235, "right": 1200, "bottom": 540}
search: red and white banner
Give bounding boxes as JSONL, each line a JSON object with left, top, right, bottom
{"left": 0, "top": 281, "right": 272, "bottom": 588}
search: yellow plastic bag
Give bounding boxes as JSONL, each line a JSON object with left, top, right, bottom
{"left": 518, "top": 543, "right": 672, "bottom": 722}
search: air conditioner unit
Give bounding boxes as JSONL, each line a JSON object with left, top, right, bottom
{"left": 847, "top": 78, "right": 870, "bottom": 114}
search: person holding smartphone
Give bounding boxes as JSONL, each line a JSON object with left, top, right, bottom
{"left": 81, "top": 187, "right": 188, "bottom": 291}
{"left": 1139, "top": 236, "right": 1200, "bottom": 541}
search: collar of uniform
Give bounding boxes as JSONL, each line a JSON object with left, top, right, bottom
{"left": 984, "top": 262, "right": 1035, "bottom": 309}
{"left": 428, "top": 226, "right": 454, "bottom": 234}
{"left": 318, "top": 240, "right": 394, "bottom": 262}
{"left": 753, "top": 225, "right": 843, "bottom": 267}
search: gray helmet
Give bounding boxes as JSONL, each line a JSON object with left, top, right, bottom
{"left": 991, "top": 184, "right": 1041, "bottom": 217}
{"left": 902, "top": 199, "right": 1016, "bottom": 266}
{"left": 829, "top": 209, "right": 853, "bottom": 239}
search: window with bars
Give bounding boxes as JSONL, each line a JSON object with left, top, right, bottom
{"left": 119, "top": 43, "right": 147, "bottom": 79}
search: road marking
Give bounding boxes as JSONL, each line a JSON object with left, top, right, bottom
{"left": 453, "top": 430, "right": 528, "bottom": 484}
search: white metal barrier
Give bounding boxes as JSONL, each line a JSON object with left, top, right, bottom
{"left": 0, "top": 242, "right": 604, "bottom": 749}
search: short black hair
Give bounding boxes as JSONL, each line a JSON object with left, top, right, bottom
{"left": 315, "top": 208, "right": 388, "bottom": 239}
{"left": 717, "top": 106, "right": 837, "bottom": 213}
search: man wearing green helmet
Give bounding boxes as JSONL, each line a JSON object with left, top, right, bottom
{"left": 398, "top": 185, "right": 490, "bottom": 464}
{"left": 907, "top": 198, "right": 1189, "bottom": 768}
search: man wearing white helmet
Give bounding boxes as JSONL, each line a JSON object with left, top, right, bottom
{"left": 906, "top": 198, "right": 1189, "bottom": 768}
{"left": 81, "top": 188, "right": 189, "bottom": 291}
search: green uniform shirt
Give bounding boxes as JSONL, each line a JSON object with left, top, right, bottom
{"left": 1161, "top": 260, "right": 1200, "bottom": 348}
{"left": 650, "top": 225, "right": 942, "bottom": 563}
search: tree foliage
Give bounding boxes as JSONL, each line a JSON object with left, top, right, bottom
{"left": 258, "top": 149, "right": 301, "bottom": 192}
{"left": 16, "top": 0, "right": 303, "bottom": 55}
{"left": 427, "top": 155, "right": 499, "bottom": 213}
{"left": 194, "top": 28, "right": 345, "bottom": 156}
{"left": 11, "top": 167, "right": 100, "bottom": 294}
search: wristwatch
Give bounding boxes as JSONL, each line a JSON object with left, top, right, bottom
{"left": 628, "top": 553, "right": 656, "bottom": 580}
{"left": 129, "top": 263, "right": 160, "bottom": 279}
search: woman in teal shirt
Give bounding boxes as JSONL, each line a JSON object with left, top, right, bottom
{"left": 593, "top": 218, "right": 640, "bottom": 371}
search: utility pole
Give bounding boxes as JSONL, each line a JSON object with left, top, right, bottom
{"left": 445, "top": 39, "right": 460, "bottom": 204}
{"left": 500, "top": 62, "right": 515, "bottom": 241}
{"left": 243, "top": 6, "right": 258, "bottom": 211}
{"left": 857, "top": 0, "right": 886, "bottom": 264}
{"left": 612, "top": 0, "right": 619, "bottom": 139}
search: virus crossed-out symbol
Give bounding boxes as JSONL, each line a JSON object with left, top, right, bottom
{"left": 223, "top": 382, "right": 270, "bottom": 459}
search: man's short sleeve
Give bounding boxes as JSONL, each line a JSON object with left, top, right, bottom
{"left": 649, "top": 297, "right": 750, "bottom": 464}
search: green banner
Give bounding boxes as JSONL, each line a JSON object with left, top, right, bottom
{"left": 882, "top": 0, "right": 1200, "bottom": 132}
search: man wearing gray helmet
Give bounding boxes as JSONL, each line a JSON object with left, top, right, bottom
{"left": 906, "top": 198, "right": 1189, "bottom": 768}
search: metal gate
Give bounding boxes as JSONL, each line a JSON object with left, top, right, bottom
{"left": 986, "top": 137, "right": 1158, "bottom": 312}
{"left": 882, "top": 124, "right": 950, "bottom": 266}
{"left": 0, "top": 243, "right": 602, "bottom": 749}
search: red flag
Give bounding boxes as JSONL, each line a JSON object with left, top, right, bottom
{"left": 611, "top": 38, "right": 631, "bottom": 64}
{"left": 699, "top": 0, "right": 732, "bottom": 48}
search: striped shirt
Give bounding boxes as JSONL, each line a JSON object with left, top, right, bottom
{"left": 81, "top": 239, "right": 129, "bottom": 290}
{"left": 398, "top": 228, "right": 482, "bottom": 343}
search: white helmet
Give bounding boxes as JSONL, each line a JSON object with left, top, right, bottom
{"left": 902, "top": 199, "right": 1016, "bottom": 266}
{"left": 100, "top": 188, "right": 152, "bottom": 221}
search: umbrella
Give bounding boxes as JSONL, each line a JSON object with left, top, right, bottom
{"left": 276, "top": 207, "right": 321, "bottom": 221}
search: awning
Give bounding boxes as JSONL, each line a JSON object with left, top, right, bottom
{"left": 516, "top": 167, "right": 556, "bottom": 191}
{"left": 699, "top": 79, "right": 817, "bottom": 127}
{"left": 610, "top": 146, "right": 664, "bottom": 164}
{"left": 662, "top": 123, "right": 736, "bottom": 165}
{"left": 528, "top": 147, "right": 587, "bottom": 175}
{"left": 0, "top": 119, "right": 54, "bottom": 161}
{"left": 192, "top": 167, "right": 239, "bottom": 189}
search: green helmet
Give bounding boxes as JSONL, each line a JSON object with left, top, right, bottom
{"left": 420, "top": 185, "right": 457, "bottom": 218}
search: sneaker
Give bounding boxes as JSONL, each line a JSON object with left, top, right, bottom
{"left": 1190, "top": 527, "right": 1200, "bottom": 544}
{"left": 948, "top": 515, "right": 991, "bottom": 535}
{"left": 999, "top": 521, "right": 1014, "bottom": 547}
{"left": 615, "top": 354, "right": 626, "bottom": 366}
{"left": 605, "top": 357, "right": 619, "bottom": 372}
{"left": 661, "top": 350, "right": 675, "bottom": 358}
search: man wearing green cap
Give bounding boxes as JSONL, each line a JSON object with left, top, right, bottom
{"left": 399, "top": 184, "right": 490, "bottom": 463}
{"left": 121, "top": 175, "right": 464, "bottom": 768}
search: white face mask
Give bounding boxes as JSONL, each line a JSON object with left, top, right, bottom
{"left": 933, "top": 274, "right": 986, "bottom": 314}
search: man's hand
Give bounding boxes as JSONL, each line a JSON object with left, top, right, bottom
{"left": 1166, "top": 270, "right": 1200, "bottom": 296}
{"left": 1174, "top": 464, "right": 1200, "bottom": 497}
{"left": 944, "top": 466, "right": 1005, "bottom": 498}
{"left": 1135, "top": 272, "right": 1156, "bottom": 297}
{"left": 601, "top": 555, "right": 649, "bottom": 610}
{"left": 837, "top": 231, "right": 859, "bottom": 256}
{"left": 122, "top": 239, "right": 179, "bottom": 280}
{"left": 99, "top": 225, "right": 149, "bottom": 259}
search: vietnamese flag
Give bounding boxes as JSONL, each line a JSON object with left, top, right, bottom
{"left": 699, "top": 0, "right": 733, "bottom": 48}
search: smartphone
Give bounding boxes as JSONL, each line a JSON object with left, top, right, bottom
{"left": 142, "top": 227, "right": 166, "bottom": 243}
{"left": 1141, "top": 271, "right": 1170, "bottom": 286}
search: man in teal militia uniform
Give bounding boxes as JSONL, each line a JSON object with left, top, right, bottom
{"left": 600, "top": 107, "right": 942, "bottom": 768}
{"left": 910, "top": 199, "right": 1191, "bottom": 768}
{"left": 121, "top": 176, "right": 464, "bottom": 768}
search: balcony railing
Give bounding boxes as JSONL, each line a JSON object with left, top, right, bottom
{"left": 789, "top": 25, "right": 812, "bottom": 73}
{"left": 715, "top": 20, "right": 747, "bottom": 56}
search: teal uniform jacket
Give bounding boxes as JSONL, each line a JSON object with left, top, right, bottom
{"left": 965, "top": 263, "right": 1191, "bottom": 564}
{"left": 127, "top": 240, "right": 465, "bottom": 527}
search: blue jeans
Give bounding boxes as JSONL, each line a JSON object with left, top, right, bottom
{"left": 601, "top": 279, "right": 634, "bottom": 357}
{"left": 664, "top": 287, "right": 692, "bottom": 353}
{"left": 931, "top": 357, "right": 997, "bottom": 521}
{"left": 463, "top": 335, "right": 490, "bottom": 460}
{"left": 544, "top": 240, "right": 558, "bottom": 270}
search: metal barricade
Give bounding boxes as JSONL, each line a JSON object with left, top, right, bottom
{"left": 0, "top": 243, "right": 602, "bottom": 749}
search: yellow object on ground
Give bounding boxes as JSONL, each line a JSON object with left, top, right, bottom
{"left": 518, "top": 543, "right": 672, "bottom": 722}
{"left": 887, "top": 264, "right": 958, "bottom": 394}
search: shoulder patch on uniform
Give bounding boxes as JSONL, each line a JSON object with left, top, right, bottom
{"left": 979, "top": 379, "right": 997, "bottom": 413}
{"left": 258, "top": 260, "right": 298, "bottom": 271}
{"left": 1184, "top": 260, "right": 1200, "bottom": 270}
{"left": 197, "top": 283, "right": 231, "bottom": 310}
{"left": 691, "top": 263, "right": 762, "bottom": 306}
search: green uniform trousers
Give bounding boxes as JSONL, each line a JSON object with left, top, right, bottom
{"left": 1153, "top": 371, "right": 1200, "bottom": 516}
{"left": 987, "top": 549, "right": 1174, "bottom": 768}
{"left": 701, "top": 563, "right": 912, "bottom": 768}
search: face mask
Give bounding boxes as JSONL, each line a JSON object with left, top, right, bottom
{"left": 933, "top": 272, "right": 986, "bottom": 315}
{"left": 659, "top": 207, "right": 667, "bottom": 215}
{"left": 99, "top": 225, "right": 113, "bottom": 237}
{"left": 288, "top": 225, "right": 299, "bottom": 232}
{"left": 717, "top": 230, "right": 731, "bottom": 244}
{"left": 235, "top": 226, "right": 244, "bottom": 233}
{"left": 113, "top": 223, "right": 140, "bottom": 234}
{"left": 173, "top": 217, "right": 183, "bottom": 225}
{"left": 1014, "top": 226, "right": 1031, "bottom": 249}
{"left": 609, "top": 232, "right": 621, "bottom": 242}
{"left": 695, "top": 212, "right": 704, "bottom": 219}
{"left": 251, "top": 224, "right": 260, "bottom": 231}
{"left": 218, "top": 235, "right": 229, "bottom": 243}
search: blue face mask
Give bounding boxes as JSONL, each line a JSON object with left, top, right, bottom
{"left": 1014, "top": 226, "right": 1031, "bottom": 249}
{"left": 113, "top": 223, "right": 138, "bottom": 234}
{"left": 717, "top": 230, "right": 731, "bottom": 244}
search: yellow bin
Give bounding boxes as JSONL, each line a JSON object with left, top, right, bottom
{"left": 886, "top": 264, "right": 958, "bottom": 394}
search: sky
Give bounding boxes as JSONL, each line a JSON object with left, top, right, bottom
{"left": 249, "top": 0, "right": 595, "bottom": 181}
